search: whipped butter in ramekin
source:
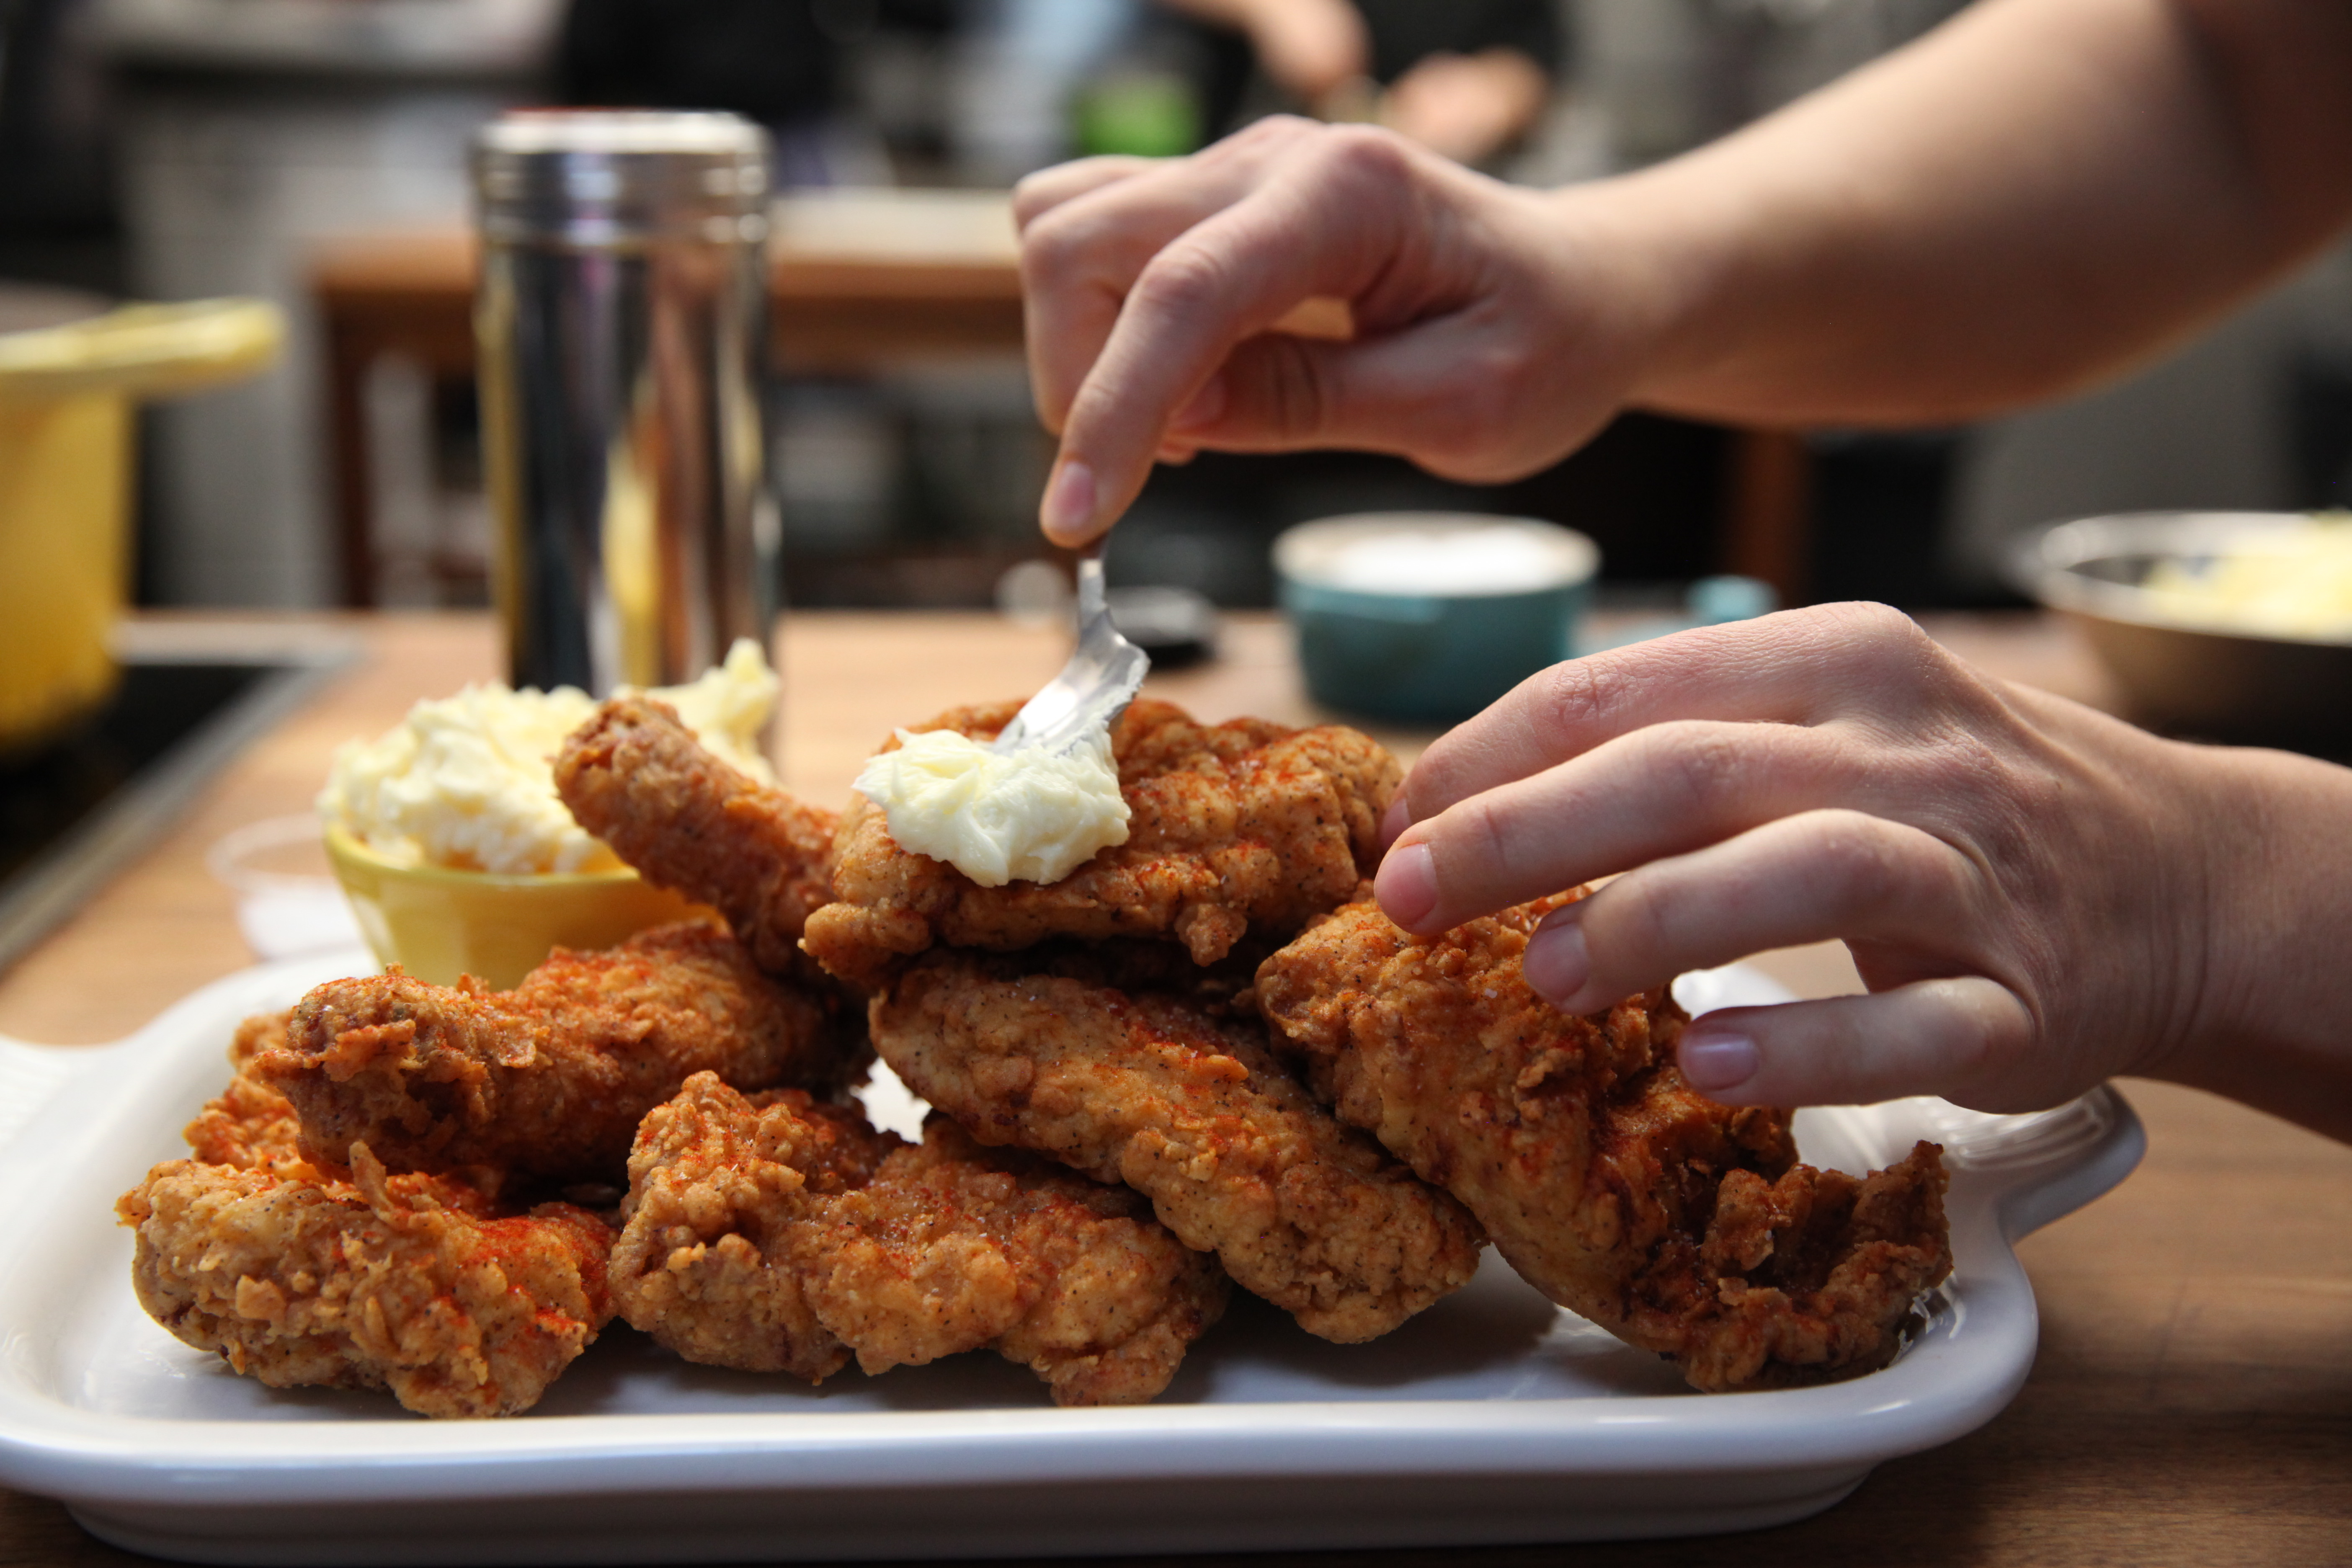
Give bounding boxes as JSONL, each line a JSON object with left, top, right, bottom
{"left": 318, "top": 638, "right": 774, "bottom": 985}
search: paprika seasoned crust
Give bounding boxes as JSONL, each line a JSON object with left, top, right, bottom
{"left": 611, "top": 1073, "right": 1228, "bottom": 1405}
{"left": 181, "top": 1008, "right": 315, "bottom": 1180}
{"left": 257, "top": 921, "right": 856, "bottom": 1186}
{"left": 124, "top": 1010, "right": 614, "bottom": 1420}
{"left": 117, "top": 1145, "right": 614, "bottom": 1419}
{"left": 553, "top": 694, "right": 838, "bottom": 979}
{"left": 1254, "top": 896, "right": 1953, "bottom": 1392}
{"left": 868, "top": 949, "right": 1485, "bottom": 1344}
{"left": 801, "top": 698, "right": 1402, "bottom": 991}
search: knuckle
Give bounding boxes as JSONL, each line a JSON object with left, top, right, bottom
{"left": 1018, "top": 207, "right": 1091, "bottom": 290}
{"left": 1796, "top": 601, "right": 1996, "bottom": 726}
{"left": 1130, "top": 242, "right": 1232, "bottom": 323}
{"left": 1009, "top": 169, "right": 1062, "bottom": 228}
{"left": 1312, "top": 122, "right": 1414, "bottom": 188}
{"left": 1803, "top": 810, "right": 1911, "bottom": 910}
{"left": 1798, "top": 602, "right": 1928, "bottom": 683}
{"left": 1243, "top": 113, "right": 1318, "bottom": 148}
{"left": 1816, "top": 598, "right": 1923, "bottom": 648}
{"left": 1532, "top": 658, "right": 1619, "bottom": 745}
{"left": 1061, "top": 376, "right": 1124, "bottom": 441}
{"left": 1656, "top": 723, "right": 1749, "bottom": 816}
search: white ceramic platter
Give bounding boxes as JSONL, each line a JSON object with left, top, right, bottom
{"left": 0, "top": 952, "right": 2143, "bottom": 1564}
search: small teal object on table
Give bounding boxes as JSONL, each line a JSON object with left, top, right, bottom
{"left": 1574, "top": 574, "right": 1780, "bottom": 657}
{"left": 1276, "top": 513, "right": 1599, "bottom": 724}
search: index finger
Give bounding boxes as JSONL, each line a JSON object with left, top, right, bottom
{"left": 1395, "top": 603, "right": 1942, "bottom": 829}
{"left": 1041, "top": 130, "right": 1424, "bottom": 543}
{"left": 1021, "top": 119, "right": 1331, "bottom": 439}
{"left": 1012, "top": 156, "right": 1161, "bottom": 230}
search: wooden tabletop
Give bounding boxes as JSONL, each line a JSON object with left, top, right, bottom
{"left": 3, "top": 610, "right": 2346, "bottom": 1567}
{"left": 311, "top": 191, "right": 1036, "bottom": 605}
{"left": 307, "top": 189, "right": 1031, "bottom": 381}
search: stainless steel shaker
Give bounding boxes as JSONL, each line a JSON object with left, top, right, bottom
{"left": 472, "top": 111, "right": 777, "bottom": 694}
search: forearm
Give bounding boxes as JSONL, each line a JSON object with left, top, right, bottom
{"left": 1581, "top": 0, "right": 2352, "bottom": 427}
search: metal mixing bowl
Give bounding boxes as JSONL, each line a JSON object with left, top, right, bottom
{"left": 2009, "top": 511, "right": 2352, "bottom": 752}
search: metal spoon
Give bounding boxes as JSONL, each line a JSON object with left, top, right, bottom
{"left": 990, "top": 549, "right": 1148, "bottom": 754}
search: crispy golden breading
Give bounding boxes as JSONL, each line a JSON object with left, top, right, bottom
{"left": 609, "top": 1076, "right": 890, "bottom": 1383}
{"left": 801, "top": 699, "right": 1402, "bottom": 990}
{"left": 116, "top": 1144, "right": 613, "bottom": 1418}
{"left": 257, "top": 921, "right": 853, "bottom": 1185}
{"left": 810, "top": 1115, "right": 1230, "bottom": 1405}
{"left": 612, "top": 1073, "right": 1227, "bottom": 1404}
{"left": 1253, "top": 897, "right": 1954, "bottom": 1391}
{"left": 552, "top": 695, "right": 837, "bottom": 977}
{"left": 182, "top": 1010, "right": 316, "bottom": 1178}
{"left": 869, "top": 953, "right": 1483, "bottom": 1343}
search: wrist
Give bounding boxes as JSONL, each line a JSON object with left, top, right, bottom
{"left": 1535, "top": 175, "right": 1717, "bottom": 412}
{"left": 2155, "top": 741, "right": 2352, "bottom": 1137}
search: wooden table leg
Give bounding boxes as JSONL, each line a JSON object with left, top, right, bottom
{"left": 322, "top": 313, "right": 378, "bottom": 608}
{"left": 1723, "top": 428, "right": 1813, "bottom": 604}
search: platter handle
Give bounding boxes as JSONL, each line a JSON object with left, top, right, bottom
{"left": 0, "top": 1035, "right": 85, "bottom": 1161}
{"left": 1912, "top": 1085, "right": 2148, "bottom": 1241}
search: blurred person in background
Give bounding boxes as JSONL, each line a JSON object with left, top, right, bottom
{"left": 556, "top": 0, "right": 955, "bottom": 185}
{"left": 1161, "top": 0, "right": 1558, "bottom": 167}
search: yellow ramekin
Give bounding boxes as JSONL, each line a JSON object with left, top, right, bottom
{"left": 324, "top": 823, "right": 701, "bottom": 990}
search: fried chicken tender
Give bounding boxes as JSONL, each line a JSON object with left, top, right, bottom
{"left": 612, "top": 1073, "right": 1227, "bottom": 1404}
{"left": 116, "top": 1144, "right": 614, "bottom": 1418}
{"left": 552, "top": 695, "right": 837, "bottom": 977}
{"left": 1253, "top": 897, "right": 1954, "bottom": 1391}
{"left": 817, "top": 1114, "right": 1230, "bottom": 1404}
{"left": 257, "top": 921, "right": 851, "bottom": 1184}
{"left": 801, "top": 699, "right": 1402, "bottom": 990}
{"left": 869, "top": 952, "right": 1484, "bottom": 1343}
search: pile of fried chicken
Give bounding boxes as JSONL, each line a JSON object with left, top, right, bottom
{"left": 118, "top": 694, "right": 1952, "bottom": 1419}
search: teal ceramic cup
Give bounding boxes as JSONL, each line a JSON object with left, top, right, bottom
{"left": 1276, "top": 514, "right": 1600, "bottom": 724}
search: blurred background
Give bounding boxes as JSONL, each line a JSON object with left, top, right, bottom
{"left": 6, "top": 0, "right": 2352, "bottom": 620}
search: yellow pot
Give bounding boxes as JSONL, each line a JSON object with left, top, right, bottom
{"left": 0, "top": 299, "right": 283, "bottom": 754}
{"left": 324, "top": 824, "right": 706, "bottom": 991}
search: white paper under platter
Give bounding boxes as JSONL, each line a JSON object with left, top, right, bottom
{"left": 0, "top": 952, "right": 2143, "bottom": 1566}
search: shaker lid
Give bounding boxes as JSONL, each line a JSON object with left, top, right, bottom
{"left": 473, "top": 111, "right": 770, "bottom": 247}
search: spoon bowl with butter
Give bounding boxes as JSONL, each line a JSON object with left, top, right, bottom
{"left": 853, "top": 552, "right": 1148, "bottom": 890}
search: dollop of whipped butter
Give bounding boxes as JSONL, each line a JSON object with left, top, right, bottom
{"left": 854, "top": 725, "right": 1130, "bottom": 888}
{"left": 320, "top": 639, "right": 776, "bottom": 874}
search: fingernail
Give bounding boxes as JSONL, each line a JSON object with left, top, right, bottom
{"left": 1173, "top": 374, "right": 1226, "bottom": 431}
{"left": 1523, "top": 916, "right": 1589, "bottom": 1006}
{"left": 1041, "top": 460, "right": 1096, "bottom": 544}
{"left": 1680, "top": 1028, "right": 1761, "bottom": 1094}
{"left": 1377, "top": 794, "right": 1412, "bottom": 848}
{"left": 1375, "top": 840, "right": 1437, "bottom": 930}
